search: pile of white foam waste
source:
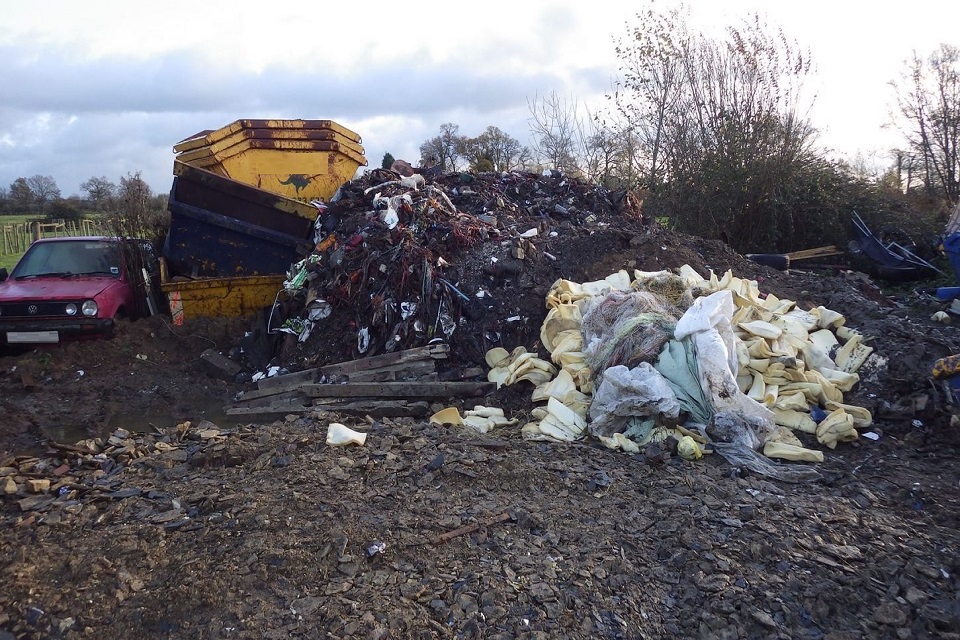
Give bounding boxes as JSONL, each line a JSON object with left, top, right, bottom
{"left": 432, "top": 264, "right": 879, "bottom": 482}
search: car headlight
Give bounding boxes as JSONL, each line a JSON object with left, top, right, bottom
{"left": 66, "top": 303, "right": 78, "bottom": 316}
{"left": 81, "top": 300, "right": 99, "bottom": 317}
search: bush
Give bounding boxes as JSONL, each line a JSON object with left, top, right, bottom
{"left": 47, "top": 198, "right": 85, "bottom": 224}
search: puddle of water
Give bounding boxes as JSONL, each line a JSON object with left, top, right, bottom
{"left": 40, "top": 396, "right": 246, "bottom": 446}
{"left": 107, "top": 396, "right": 247, "bottom": 433}
{"left": 105, "top": 411, "right": 178, "bottom": 435}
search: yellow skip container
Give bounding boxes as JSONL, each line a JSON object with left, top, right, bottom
{"left": 173, "top": 119, "right": 367, "bottom": 202}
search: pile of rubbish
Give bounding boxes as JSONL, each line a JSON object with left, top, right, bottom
{"left": 233, "top": 160, "right": 897, "bottom": 483}
{"left": 270, "top": 165, "right": 644, "bottom": 365}
{"left": 434, "top": 264, "right": 879, "bottom": 483}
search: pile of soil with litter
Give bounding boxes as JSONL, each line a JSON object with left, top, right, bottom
{"left": 1, "top": 168, "right": 959, "bottom": 639}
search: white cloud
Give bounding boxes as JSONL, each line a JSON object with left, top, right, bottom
{"left": 0, "top": 0, "right": 957, "bottom": 196}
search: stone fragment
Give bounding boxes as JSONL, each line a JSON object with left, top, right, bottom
{"left": 903, "top": 586, "right": 927, "bottom": 606}
{"left": 873, "top": 602, "right": 907, "bottom": 626}
{"left": 200, "top": 349, "right": 244, "bottom": 381}
{"left": 27, "top": 478, "right": 50, "bottom": 494}
{"left": 750, "top": 610, "right": 777, "bottom": 629}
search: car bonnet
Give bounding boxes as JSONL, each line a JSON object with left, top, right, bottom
{"left": 0, "top": 277, "right": 118, "bottom": 301}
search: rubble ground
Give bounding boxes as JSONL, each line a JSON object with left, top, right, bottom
{"left": 2, "top": 169, "right": 960, "bottom": 639}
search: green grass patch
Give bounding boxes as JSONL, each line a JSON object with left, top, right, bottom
{"left": 0, "top": 214, "right": 44, "bottom": 224}
{"left": 1, "top": 214, "right": 111, "bottom": 264}
{"left": 0, "top": 252, "right": 23, "bottom": 271}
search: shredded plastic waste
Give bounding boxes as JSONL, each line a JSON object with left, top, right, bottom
{"left": 581, "top": 291, "right": 680, "bottom": 376}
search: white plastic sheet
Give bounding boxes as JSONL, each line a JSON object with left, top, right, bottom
{"left": 588, "top": 363, "right": 680, "bottom": 437}
{"left": 674, "top": 290, "right": 775, "bottom": 441}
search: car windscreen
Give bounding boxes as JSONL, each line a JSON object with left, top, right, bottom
{"left": 11, "top": 240, "right": 123, "bottom": 278}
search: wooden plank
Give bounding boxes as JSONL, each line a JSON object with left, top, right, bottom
{"left": 318, "top": 343, "right": 450, "bottom": 376}
{"left": 234, "top": 385, "right": 310, "bottom": 403}
{"left": 225, "top": 391, "right": 312, "bottom": 416}
{"left": 347, "top": 360, "right": 437, "bottom": 382}
{"left": 253, "top": 368, "right": 316, "bottom": 390}
{"left": 231, "top": 389, "right": 309, "bottom": 408}
{"left": 228, "top": 399, "right": 432, "bottom": 419}
{"left": 786, "top": 245, "right": 844, "bottom": 260}
{"left": 310, "top": 400, "right": 431, "bottom": 418}
{"left": 300, "top": 381, "right": 494, "bottom": 399}
{"left": 225, "top": 403, "right": 309, "bottom": 418}
{"left": 255, "top": 343, "right": 450, "bottom": 390}
{"left": 348, "top": 370, "right": 439, "bottom": 383}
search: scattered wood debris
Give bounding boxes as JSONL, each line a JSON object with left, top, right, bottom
{"left": 229, "top": 344, "right": 492, "bottom": 418}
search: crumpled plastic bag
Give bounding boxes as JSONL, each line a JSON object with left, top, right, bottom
{"left": 654, "top": 338, "right": 713, "bottom": 425}
{"left": 676, "top": 291, "right": 736, "bottom": 359}
{"left": 712, "top": 441, "right": 821, "bottom": 484}
{"left": 277, "top": 299, "right": 333, "bottom": 343}
{"left": 706, "top": 409, "right": 820, "bottom": 483}
{"left": 674, "top": 290, "right": 775, "bottom": 438}
{"left": 588, "top": 363, "right": 680, "bottom": 437}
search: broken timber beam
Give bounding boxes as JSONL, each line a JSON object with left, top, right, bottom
{"left": 225, "top": 402, "right": 310, "bottom": 418}
{"left": 309, "top": 400, "right": 431, "bottom": 418}
{"left": 300, "top": 381, "right": 494, "bottom": 399}
{"left": 255, "top": 343, "right": 450, "bottom": 390}
{"left": 231, "top": 389, "right": 310, "bottom": 407}
{"left": 346, "top": 359, "right": 437, "bottom": 382}
{"left": 235, "top": 379, "right": 492, "bottom": 404}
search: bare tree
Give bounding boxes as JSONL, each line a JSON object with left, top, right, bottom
{"left": 890, "top": 148, "right": 925, "bottom": 194}
{"left": 527, "top": 91, "right": 583, "bottom": 174}
{"left": 418, "top": 123, "right": 467, "bottom": 173}
{"left": 581, "top": 124, "right": 620, "bottom": 187}
{"left": 461, "top": 126, "right": 530, "bottom": 173}
{"left": 111, "top": 171, "right": 168, "bottom": 246}
{"left": 26, "top": 175, "right": 61, "bottom": 215}
{"left": 891, "top": 44, "right": 960, "bottom": 203}
{"left": 116, "top": 172, "right": 152, "bottom": 221}
{"left": 848, "top": 150, "right": 884, "bottom": 182}
{"left": 610, "top": 4, "right": 818, "bottom": 250}
{"left": 80, "top": 176, "right": 117, "bottom": 211}
{"left": 587, "top": 111, "right": 647, "bottom": 189}
{"left": 611, "top": 3, "right": 689, "bottom": 190}
{"left": 8, "top": 178, "right": 32, "bottom": 209}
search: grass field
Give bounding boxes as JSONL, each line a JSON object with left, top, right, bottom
{"left": 0, "top": 215, "right": 30, "bottom": 270}
{"left": 0, "top": 214, "right": 43, "bottom": 224}
{"left": 1, "top": 214, "right": 111, "bottom": 271}
{"left": 0, "top": 213, "right": 39, "bottom": 272}
{"left": 0, "top": 252, "right": 22, "bottom": 271}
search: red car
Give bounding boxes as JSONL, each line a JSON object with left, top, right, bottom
{"left": 0, "top": 236, "right": 159, "bottom": 346}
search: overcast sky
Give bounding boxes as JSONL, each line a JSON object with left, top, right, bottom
{"left": 1, "top": 0, "right": 958, "bottom": 198}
